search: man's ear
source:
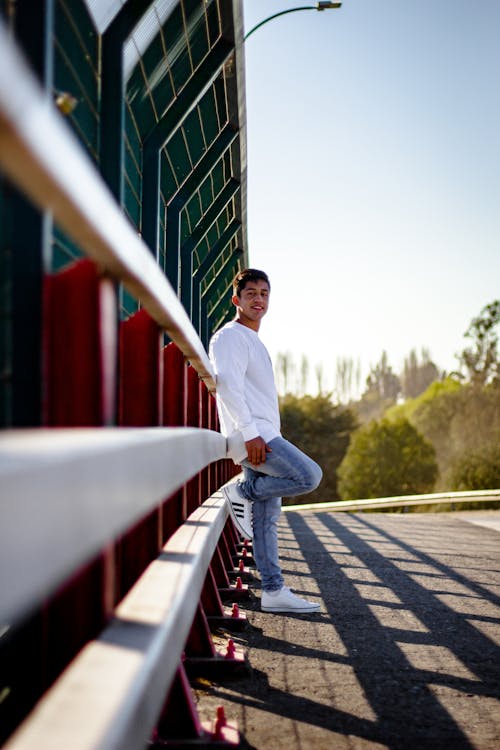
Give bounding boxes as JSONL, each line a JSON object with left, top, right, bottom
{"left": 231, "top": 294, "right": 240, "bottom": 308}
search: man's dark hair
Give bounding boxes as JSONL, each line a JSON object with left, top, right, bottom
{"left": 232, "top": 268, "right": 270, "bottom": 297}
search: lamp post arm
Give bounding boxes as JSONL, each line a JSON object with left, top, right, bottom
{"left": 244, "top": 6, "right": 316, "bottom": 41}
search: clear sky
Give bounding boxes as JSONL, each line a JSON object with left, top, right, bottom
{"left": 242, "top": 0, "right": 500, "bottom": 396}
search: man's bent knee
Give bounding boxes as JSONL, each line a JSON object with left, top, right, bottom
{"left": 303, "top": 461, "right": 322, "bottom": 493}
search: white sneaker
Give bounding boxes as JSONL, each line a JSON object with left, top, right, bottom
{"left": 222, "top": 483, "right": 253, "bottom": 540}
{"left": 261, "top": 586, "right": 320, "bottom": 613}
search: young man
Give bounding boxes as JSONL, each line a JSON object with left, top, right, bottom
{"left": 209, "top": 268, "right": 322, "bottom": 613}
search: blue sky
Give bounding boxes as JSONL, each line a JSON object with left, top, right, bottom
{"left": 242, "top": 0, "right": 500, "bottom": 395}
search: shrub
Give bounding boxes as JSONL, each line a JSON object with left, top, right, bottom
{"left": 280, "top": 394, "right": 357, "bottom": 503}
{"left": 338, "top": 418, "right": 437, "bottom": 500}
{"left": 449, "top": 440, "right": 500, "bottom": 491}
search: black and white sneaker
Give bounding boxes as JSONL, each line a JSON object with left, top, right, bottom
{"left": 222, "top": 482, "right": 253, "bottom": 540}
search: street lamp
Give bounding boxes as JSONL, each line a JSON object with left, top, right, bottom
{"left": 244, "top": 2, "right": 342, "bottom": 41}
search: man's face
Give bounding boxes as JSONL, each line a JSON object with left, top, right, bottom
{"left": 232, "top": 279, "right": 270, "bottom": 324}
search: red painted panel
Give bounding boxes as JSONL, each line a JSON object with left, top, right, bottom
{"left": 44, "top": 259, "right": 116, "bottom": 426}
{"left": 119, "top": 308, "right": 161, "bottom": 426}
{"left": 162, "top": 342, "right": 186, "bottom": 426}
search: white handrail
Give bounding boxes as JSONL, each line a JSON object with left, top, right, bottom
{"left": 3, "top": 490, "right": 229, "bottom": 750}
{"left": 0, "top": 18, "right": 216, "bottom": 391}
{"left": 0, "top": 427, "right": 226, "bottom": 625}
{"left": 284, "top": 489, "right": 500, "bottom": 513}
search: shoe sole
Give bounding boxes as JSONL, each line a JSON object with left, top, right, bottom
{"left": 261, "top": 606, "right": 320, "bottom": 613}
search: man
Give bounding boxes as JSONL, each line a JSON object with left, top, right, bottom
{"left": 209, "top": 268, "right": 322, "bottom": 614}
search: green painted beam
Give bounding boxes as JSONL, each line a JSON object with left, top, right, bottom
{"left": 9, "top": 0, "right": 55, "bottom": 426}
{"left": 100, "top": 0, "right": 152, "bottom": 203}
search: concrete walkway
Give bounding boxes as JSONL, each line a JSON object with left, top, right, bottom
{"left": 195, "top": 511, "right": 500, "bottom": 750}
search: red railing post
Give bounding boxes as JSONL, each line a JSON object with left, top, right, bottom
{"left": 185, "top": 366, "right": 202, "bottom": 515}
{"left": 162, "top": 342, "right": 186, "bottom": 428}
{"left": 119, "top": 308, "right": 162, "bottom": 427}
{"left": 118, "top": 308, "right": 163, "bottom": 597}
{"left": 209, "top": 395, "right": 219, "bottom": 495}
{"left": 162, "top": 342, "right": 188, "bottom": 533}
{"left": 40, "top": 258, "right": 118, "bottom": 699}
{"left": 200, "top": 381, "right": 210, "bottom": 502}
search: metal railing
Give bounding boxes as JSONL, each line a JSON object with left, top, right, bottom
{"left": 1, "top": 431, "right": 232, "bottom": 749}
{"left": 284, "top": 489, "right": 500, "bottom": 513}
{"left": 0, "top": 427, "right": 226, "bottom": 625}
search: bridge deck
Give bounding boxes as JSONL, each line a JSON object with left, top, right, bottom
{"left": 195, "top": 510, "right": 500, "bottom": 750}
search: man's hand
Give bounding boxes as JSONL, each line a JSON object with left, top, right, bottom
{"left": 245, "top": 436, "right": 272, "bottom": 466}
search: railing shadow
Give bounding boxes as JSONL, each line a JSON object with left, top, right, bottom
{"left": 287, "top": 511, "right": 500, "bottom": 749}
{"left": 197, "top": 510, "right": 500, "bottom": 750}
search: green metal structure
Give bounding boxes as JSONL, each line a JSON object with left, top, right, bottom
{"left": 0, "top": 0, "right": 247, "bottom": 427}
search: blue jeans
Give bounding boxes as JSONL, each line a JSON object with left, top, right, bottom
{"left": 239, "top": 437, "right": 322, "bottom": 592}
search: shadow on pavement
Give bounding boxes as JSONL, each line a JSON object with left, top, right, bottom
{"left": 196, "top": 512, "right": 500, "bottom": 750}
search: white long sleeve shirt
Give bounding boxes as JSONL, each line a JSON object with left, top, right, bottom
{"left": 209, "top": 321, "right": 281, "bottom": 463}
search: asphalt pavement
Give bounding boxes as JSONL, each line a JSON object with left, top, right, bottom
{"left": 195, "top": 510, "right": 500, "bottom": 750}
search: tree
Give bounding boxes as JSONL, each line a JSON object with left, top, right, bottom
{"left": 315, "top": 363, "right": 325, "bottom": 396}
{"left": 385, "top": 376, "right": 500, "bottom": 491}
{"left": 458, "top": 299, "right": 500, "bottom": 385}
{"left": 298, "top": 354, "right": 309, "bottom": 396}
{"left": 275, "top": 351, "right": 295, "bottom": 395}
{"left": 407, "top": 379, "right": 464, "bottom": 477}
{"left": 337, "top": 418, "right": 437, "bottom": 500}
{"left": 365, "top": 351, "right": 401, "bottom": 400}
{"left": 335, "top": 356, "right": 361, "bottom": 404}
{"left": 449, "top": 439, "right": 500, "bottom": 491}
{"left": 402, "top": 348, "right": 440, "bottom": 399}
{"left": 356, "top": 351, "right": 401, "bottom": 423}
{"left": 280, "top": 394, "right": 357, "bottom": 503}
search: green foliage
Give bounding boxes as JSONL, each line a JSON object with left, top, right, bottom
{"left": 384, "top": 377, "right": 500, "bottom": 490}
{"left": 449, "top": 439, "right": 500, "bottom": 491}
{"left": 355, "top": 390, "right": 396, "bottom": 425}
{"left": 279, "top": 394, "right": 357, "bottom": 503}
{"left": 412, "top": 379, "right": 500, "bottom": 489}
{"left": 337, "top": 418, "right": 438, "bottom": 500}
{"left": 385, "top": 376, "right": 462, "bottom": 424}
